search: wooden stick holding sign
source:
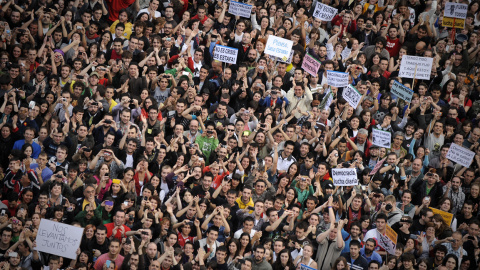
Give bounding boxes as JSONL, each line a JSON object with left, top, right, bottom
{"left": 411, "top": 65, "right": 418, "bottom": 90}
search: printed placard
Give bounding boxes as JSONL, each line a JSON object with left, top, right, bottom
{"left": 327, "top": 70, "right": 349, "bottom": 87}
{"left": 391, "top": 80, "right": 414, "bottom": 103}
{"left": 313, "top": 2, "right": 338, "bottom": 21}
{"left": 446, "top": 143, "right": 475, "bottom": 168}
{"left": 399, "top": 55, "right": 433, "bottom": 80}
{"left": 372, "top": 128, "right": 392, "bottom": 148}
{"left": 301, "top": 53, "right": 322, "bottom": 76}
{"left": 342, "top": 84, "right": 362, "bottom": 109}
{"left": 332, "top": 168, "right": 358, "bottom": 186}
{"left": 35, "top": 219, "right": 84, "bottom": 259}
{"left": 378, "top": 224, "right": 398, "bottom": 255}
{"left": 444, "top": 2, "right": 468, "bottom": 19}
{"left": 370, "top": 158, "right": 386, "bottom": 175}
{"left": 213, "top": 45, "right": 238, "bottom": 64}
{"left": 264, "top": 36, "right": 293, "bottom": 59}
{"left": 228, "top": 1, "right": 253, "bottom": 18}
{"left": 429, "top": 207, "right": 454, "bottom": 226}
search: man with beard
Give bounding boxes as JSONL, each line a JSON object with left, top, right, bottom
{"left": 74, "top": 202, "right": 102, "bottom": 227}
{"left": 83, "top": 100, "right": 105, "bottom": 129}
{"left": 366, "top": 145, "right": 381, "bottom": 170}
{"left": 402, "top": 122, "right": 417, "bottom": 150}
{"left": 428, "top": 244, "right": 447, "bottom": 269}
{"left": 360, "top": 238, "right": 383, "bottom": 263}
{"left": 342, "top": 222, "right": 362, "bottom": 254}
{"left": 442, "top": 176, "right": 465, "bottom": 216}
{"left": 347, "top": 129, "right": 372, "bottom": 157}
{"left": 364, "top": 37, "right": 390, "bottom": 60}
{"left": 244, "top": 49, "right": 257, "bottom": 69}
{"left": 251, "top": 246, "right": 272, "bottom": 270}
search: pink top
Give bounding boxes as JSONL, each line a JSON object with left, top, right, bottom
{"left": 95, "top": 175, "right": 112, "bottom": 201}
{"left": 94, "top": 253, "right": 124, "bottom": 270}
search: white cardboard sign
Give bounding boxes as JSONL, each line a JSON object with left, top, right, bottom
{"left": 327, "top": 70, "right": 349, "bottom": 87}
{"left": 444, "top": 2, "right": 468, "bottom": 19}
{"left": 398, "top": 55, "right": 433, "bottom": 80}
{"left": 332, "top": 168, "right": 358, "bottom": 186}
{"left": 264, "top": 36, "right": 293, "bottom": 60}
{"left": 35, "top": 219, "right": 84, "bottom": 259}
{"left": 228, "top": 1, "right": 253, "bottom": 18}
{"left": 313, "top": 2, "right": 338, "bottom": 21}
{"left": 372, "top": 128, "right": 392, "bottom": 148}
{"left": 446, "top": 143, "right": 475, "bottom": 168}
{"left": 213, "top": 45, "right": 238, "bottom": 64}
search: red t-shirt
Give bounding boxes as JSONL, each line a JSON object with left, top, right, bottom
{"left": 104, "top": 223, "right": 131, "bottom": 240}
{"left": 177, "top": 232, "right": 194, "bottom": 247}
{"left": 386, "top": 36, "right": 402, "bottom": 58}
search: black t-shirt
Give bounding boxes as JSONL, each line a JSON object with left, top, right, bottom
{"left": 261, "top": 220, "right": 288, "bottom": 241}
{"left": 191, "top": 185, "right": 215, "bottom": 199}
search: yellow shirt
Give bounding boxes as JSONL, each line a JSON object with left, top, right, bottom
{"left": 108, "top": 100, "right": 117, "bottom": 113}
{"left": 236, "top": 196, "right": 254, "bottom": 210}
{"left": 110, "top": 21, "right": 133, "bottom": 39}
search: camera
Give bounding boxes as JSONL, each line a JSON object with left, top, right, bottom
{"left": 207, "top": 130, "right": 213, "bottom": 134}
{"left": 91, "top": 102, "right": 98, "bottom": 106}
{"left": 271, "top": 90, "right": 277, "bottom": 95}
{"left": 77, "top": 75, "right": 84, "bottom": 79}
{"left": 104, "top": 119, "right": 112, "bottom": 124}
{"left": 84, "top": 148, "right": 91, "bottom": 152}
{"left": 385, "top": 203, "right": 393, "bottom": 211}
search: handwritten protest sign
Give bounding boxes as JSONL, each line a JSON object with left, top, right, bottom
{"left": 370, "top": 158, "right": 386, "bottom": 175}
{"left": 35, "top": 219, "right": 84, "bottom": 259}
{"left": 313, "top": 2, "right": 338, "bottom": 21}
{"left": 444, "top": 2, "right": 468, "bottom": 19}
{"left": 399, "top": 55, "right": 433, "bottom": 80}
{"left": 446, "top": 143, "right": 475, "bottom": 168}
{"left": 269, "top": 50, "right": 294, "bottom": 64}
{"left": 332, "top": 168, "right": 358, "bottom": 186}
{"left": 342, "top": 84, "right": 362, "bottom": 109}
{"left": 213, "top": 45, "right": 238, "bottom": 64}
{"left": 442, "top": 17, "right": 465, "bottom": 29}
{"left": 300, "top": 264, "right": 317, "bottom": 270}
{"left": 378, "top": 224, "right": 398, "bottom": 255}
{"left": 301, "top": 53, "right": 322, "bottom": 76}
{"left": 391, "top": 80, "right": 414, "bottom": 103}
{"left": 372, "top": 129, "right": 391, "bottom": 148}
{"left": 228, "top": 1, "right": 253, "bottom": 18}
{"left": 430, "top": 207, "right": 454, "bottom": 226}
{"left": 327, "top": 70, "right": 349, "bottom": 87}
{"left": 265, "top": 36, "right": 293, "bottom": 59}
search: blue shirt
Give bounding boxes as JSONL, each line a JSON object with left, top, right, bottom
{"left": 12, "top": 140, "right": 41, "bottom": 159}
{"left": 29, "top": 163, "right": 53, "bottom": 182}
{"left": 360, "top": 247, "right": 383, "bottom": 264}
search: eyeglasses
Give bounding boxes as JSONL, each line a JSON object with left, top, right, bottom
{"left": 228, "top": 129, "right": 235, "bottom": 132}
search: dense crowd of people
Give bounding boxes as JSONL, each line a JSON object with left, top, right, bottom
{"left": 0, "top": 0, "right": 479, "bottom": 269}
